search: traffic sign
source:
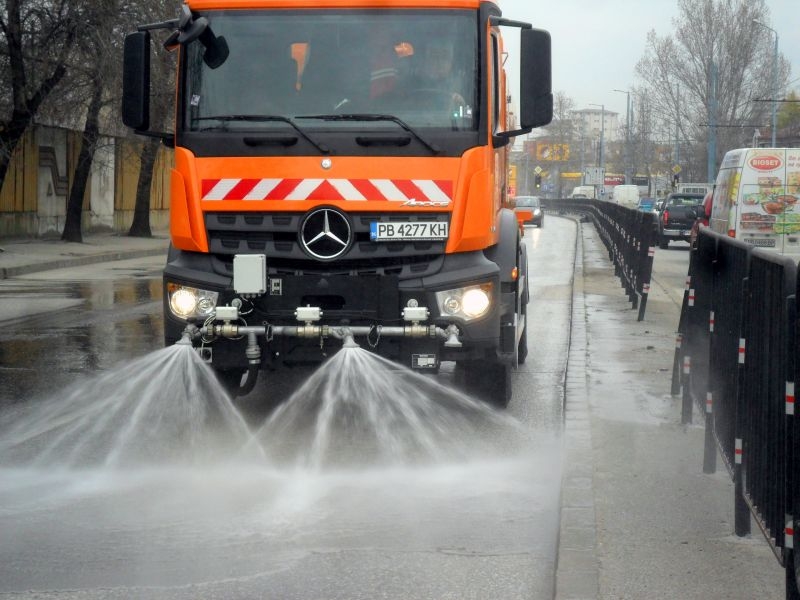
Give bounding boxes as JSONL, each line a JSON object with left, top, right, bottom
{"left": 672, "top": 164, "right": 682, "bottom": 175}
{"left": 534, "top": 165, "right": 543, "bottom": 175}
{"left": 584, "top": 167, "right": 604, "bottom": 185}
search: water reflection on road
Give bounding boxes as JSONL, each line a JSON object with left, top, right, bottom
{"left": 0, "top": 278, "right": 163, "bottom": 407}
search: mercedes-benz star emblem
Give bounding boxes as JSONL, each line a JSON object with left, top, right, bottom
{"left": 299, "top": 208, "right": 352, "bottom": 260}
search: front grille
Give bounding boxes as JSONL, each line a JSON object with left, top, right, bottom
{"left": 206, "top": 212, "right": 449, "bottom": 278}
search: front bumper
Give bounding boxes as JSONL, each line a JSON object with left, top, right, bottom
{"left": 163, "top": 247, "right": 510, "bottom": 370}
{"left": 662, "top": 226, "right": 693, "bottom": 240}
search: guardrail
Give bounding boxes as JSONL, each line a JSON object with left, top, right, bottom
{"left": 541, "top": 198, "right": 657, "bottom": 320}
{"left": 673, "top": 226, "right": 800, "bottom": 599}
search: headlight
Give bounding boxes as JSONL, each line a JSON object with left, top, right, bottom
{"left": 435, "top": 283, "right": 493, "bottom": 321}
{"left": 533, "top": 208, "right": 542, "bottom": 215}
{"left": 167, "top": 283, "right": 219, "bottom": 319}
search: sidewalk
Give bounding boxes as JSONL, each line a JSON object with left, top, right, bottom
{"left": 557, "top": 223, "right": 785, "bottom": 599}
{"left": 0, "top": 232, "right": 170, "bottom": 279}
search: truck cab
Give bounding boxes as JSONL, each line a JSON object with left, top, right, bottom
{"left": 122, "top": 0, "right": 553, "bottom": 405}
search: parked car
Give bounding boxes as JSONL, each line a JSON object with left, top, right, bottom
{"left": 657, "top": 192, "right": 706, "bottom": 248}
{"left": 514, "top": 195, "right": 544, "bottom": 227}
{"left": 689, "top": 191, "right": 714, "bottom": 248}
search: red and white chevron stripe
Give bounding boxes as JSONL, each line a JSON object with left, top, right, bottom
{"left": 201, "top": 178, "right": 452, "bottom": 204}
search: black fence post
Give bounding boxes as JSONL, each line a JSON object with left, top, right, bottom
{"left": 703, "top": 388, "right": 717, "bottom": 474}
{"left": 734, "top": 274, "right": 751, "bottom": 538}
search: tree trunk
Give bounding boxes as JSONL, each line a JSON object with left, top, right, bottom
{"left": 0, "top": 113, "right": 31, "bottom": 190}
{"left": 62, "top": 81, "right": 103, "bottom": 243}
{"left": 128, "top": 138, "right": 160, "bottom": 238}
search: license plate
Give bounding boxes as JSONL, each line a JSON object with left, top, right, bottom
{"left": 370, "top": 221, "right": 448, "bottom": 241}
{"left": 744, "top": 238, "right": 777, "bottom": 248}
{"left": 412, "top": 354, "right": 438, "bottom": 369}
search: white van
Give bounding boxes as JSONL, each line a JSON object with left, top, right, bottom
{"left": 709, "top": 148, "right": 800, "bottom": 254}
{"left": 570, "top": 185, "right": 596, "bottom": 199}
{"left": 611, "top": 184, "right": 640, "bottom": 208}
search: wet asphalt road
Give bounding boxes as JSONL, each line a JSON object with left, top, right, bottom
{"left": 0, "top": 220, "right": 578, "bottom": 599}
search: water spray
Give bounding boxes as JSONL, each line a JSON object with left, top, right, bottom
{"left": 331, "top": 327, "right": 361, "bottom": 349}
{"left": 176, "top": 303, "right": 463, "bottom": 394}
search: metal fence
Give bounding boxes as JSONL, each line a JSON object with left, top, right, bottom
{"left": 541, "top": 198, "right": 656, "bottom": 320}
{"left": 674, "top": 226, "right": 800, "bottom": 599}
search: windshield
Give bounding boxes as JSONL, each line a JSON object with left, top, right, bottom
{"left": 668, "top": 195, "right": 704, "bottom": 206}
{"left": 182, "top": 10, "right": 478, "bottom": 133}
{"left": 515, "top": 197, "right": 540, "bottom": 208}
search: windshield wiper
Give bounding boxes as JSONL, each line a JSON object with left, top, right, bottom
{"left": 194, "top": 115, "right": 329, "bottom": 153}
{"left": 295, "top": 114, "right": 441, "bottom": 155}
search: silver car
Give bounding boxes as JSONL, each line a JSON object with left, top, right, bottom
{"left": 513, "top": 196, "right": 544, "bottom": 227}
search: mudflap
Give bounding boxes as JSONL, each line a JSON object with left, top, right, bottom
{"left": 455, "top": 359, "right": 512, "bottom": 408}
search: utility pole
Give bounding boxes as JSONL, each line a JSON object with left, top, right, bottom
{"left": 753, "top": 20, "right": 779, "bottom": 147}
{"left": 589, "top": 103, "right": 605, "bottom": 173}
{"left": 673, "top": 84, "right": 680, "bottom": 167}
{"left": 707, "top": 62, "right": 718, "bottom": 184}
{"left": 613, "top": 89, "right": 631, "bottom": 184}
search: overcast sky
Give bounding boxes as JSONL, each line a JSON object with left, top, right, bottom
{"left": 500, "top": 0, "right": 800, "bottom": 119}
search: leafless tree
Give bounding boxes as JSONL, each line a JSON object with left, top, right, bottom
{"left": 0, "top": 0, "right": 78, "bottom": 190}
{"left": 61, "top": 0, "right": 123, "bottom": 242}
{"left": 635, "top": 0, "right": 790, "bottom": 181}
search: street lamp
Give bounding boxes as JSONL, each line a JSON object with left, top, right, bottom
{"left": 613, "top": 89, "right": 631, "bottom": 184}
{"left": 589, "top": 103, "right": 605, "bottom": 172}
{"left": 753, "top": 19, "right": 778, "bottom": 147}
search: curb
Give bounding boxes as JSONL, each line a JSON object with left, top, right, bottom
{"left": 0, "top": 247, "right": 168, "bottom": 280}
{"left": 555, "top": 222, "right": 599, "bottom": 600}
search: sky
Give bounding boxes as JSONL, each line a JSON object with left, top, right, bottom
{"left": 499, "top": 0, "right": 800, "bottom": 120}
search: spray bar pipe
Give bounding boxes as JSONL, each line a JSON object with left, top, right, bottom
{"left": 198, "top": 322, "right": 461, "bottom": 347}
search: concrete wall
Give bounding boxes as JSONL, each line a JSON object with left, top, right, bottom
{"left": 88, "top": 137, "right": 116, "bottom": 232}
{"left": 35, "top": 127, "right": 69, "bottom": 236}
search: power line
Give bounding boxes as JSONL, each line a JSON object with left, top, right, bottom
{"left": 698, "top": 123, "right": 766, "bottom": 128}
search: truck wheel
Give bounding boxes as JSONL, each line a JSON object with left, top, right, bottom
{"left": 456, "top": 360, "right": 512, "bottom": 408}
{"left": 659, "top": 236, "right": 669, "bottom": 249}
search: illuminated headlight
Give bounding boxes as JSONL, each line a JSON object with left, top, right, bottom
{"left": 533, "top": 208, "right": 542, "bottom": 215}
{"left": 167, "top": 283, "right": 219, "bottom": 319}
{"left": 435, "top": 283, "right": 493, "bottom": 321}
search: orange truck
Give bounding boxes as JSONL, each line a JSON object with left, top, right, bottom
{"left": 122, "top": 0, "right": 552, "bottom": 405}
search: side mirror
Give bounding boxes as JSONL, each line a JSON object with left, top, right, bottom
{"left": 122, "top": 31, "right": 150, "bottom": 131}
{"left": 519, "top": 28, "right": 553, "bottom": 129}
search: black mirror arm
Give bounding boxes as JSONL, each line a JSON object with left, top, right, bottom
{"left": 135, "top": 130, "right": 175, "bottom": 148}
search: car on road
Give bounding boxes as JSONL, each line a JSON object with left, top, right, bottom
{"left": 689, "top": 191, "right": 714, "bottom": 248}
{"left": 637, "top": 197, "right": 656, "bottom": 213}
{"left": 657, "top": 192, "right": 705, "bottom": 248}
{"left": 514, "top": 195, "right": 544, "bottom": 227}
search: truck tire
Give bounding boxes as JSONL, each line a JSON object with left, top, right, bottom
{"left": 659, "top": 235, "right": 669, "bottom": 250}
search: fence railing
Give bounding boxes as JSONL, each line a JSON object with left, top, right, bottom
{"left": 674, "top": 226, "right": 800, "bottom": 599}
{"left": 541, "top": 198, "right": 656, "bottom": 320}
